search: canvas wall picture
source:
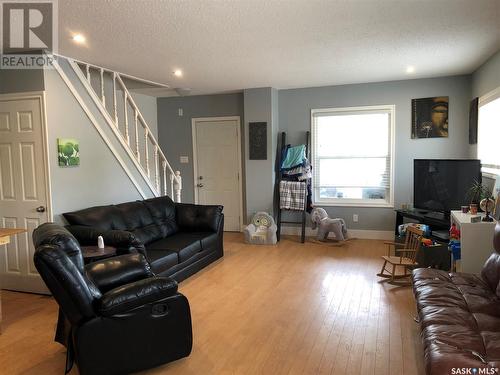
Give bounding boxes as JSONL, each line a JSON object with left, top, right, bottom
{"left": 249, "top": 122, "right": 267, "bottom": 160}
{"left": 411, "top": 96, "right": 449, "bottom": 139}
{"left": 58, "top": 138, "right": 80, "bottom": 166}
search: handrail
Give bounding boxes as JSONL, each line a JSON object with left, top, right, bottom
{"left": 53, "top": 53, "right": 170, "bottom": 89}
{"left": 114, "top": 74, "right": 180, "bottom": 185}
{"left": 62, "top": 54, "right": 182, "bottom": 201}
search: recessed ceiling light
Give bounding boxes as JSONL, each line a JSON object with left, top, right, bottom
{"left": 72, "top": 34, "right": 86, "bottom": 44}
{"left": 406, "top": 66, "right": 416, "bottom": 74}
{"left": 173, "top": 69, "right": 183, "bottom": 77}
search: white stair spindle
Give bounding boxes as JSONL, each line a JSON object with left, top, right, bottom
{"left": 174, "top": 171, "right": 182, "bottom": 203}
{"left": 100, "top": 68, "right": 105, "bottom": 106}
{"left": 144, "top": 129, "right": 150, "bottom": 177}
{"left": 85, "top": 64, "right": 90, "bottom": 82}
{"left": 112, "top": 73, "right": 118, "bottom": 126}
{"left": 123, "top": 92, "right": 129, "bottom": 145}
{"left": 162, "top": 160, "right": 167, "bottom": 196}
{"left": 170, "top": 172, "right": 174, "bottom": 198}
{"left": 134, "top": 110, "right": 140, "bottom": 160}
{"left": 154, "top": 145, "right": 159, "bottom": 192}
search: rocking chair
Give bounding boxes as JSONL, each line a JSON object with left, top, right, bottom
{"left": 377, "top": 226, "right": 423, "bottom": 285}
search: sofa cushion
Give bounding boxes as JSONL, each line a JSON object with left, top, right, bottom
{"left": 147, "top": 233, "right": 208, "bottom": 263}
{"left": 418, "top": 305, "right": 478, "bottom": 330}
{"left": 176, "top": 204, "right": 223, "bottom": 232}
{"left": 144, "top": 196, "right": 179, "bottom": 237}
{"left": 115, "top": 201, "right": 155, "bottom": 228}
{"left": 63, "top": 205, "right": 127, "bottom": 231}
{"left": 115, "top": 201, "right": 163, "bottom": 245}
{"left": 147, "top": 249, "right": 179, "bottom": 274}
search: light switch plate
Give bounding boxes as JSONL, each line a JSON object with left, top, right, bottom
{"left": 178, "top": 108, "right": 183, "bottom": 116}
{"left": 180, "top": 156, "right": 189, "bottom": 164}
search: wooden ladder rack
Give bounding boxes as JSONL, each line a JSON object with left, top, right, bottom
{"left": 276, "top": 131, "right": 310, "bottom": 243}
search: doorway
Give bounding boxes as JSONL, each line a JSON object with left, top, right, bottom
{"left": 0, "top": 92, "right": 51, "bottom": 294}
{"left": 192, "top": 116, "right": 242, "bottom": 231}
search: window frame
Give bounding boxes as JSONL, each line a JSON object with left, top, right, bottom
{"left": 478, "top": 86, "right": 500, "bottom": 177}
{"left": 310, "top": 104, "right": 396, "bottom": 208}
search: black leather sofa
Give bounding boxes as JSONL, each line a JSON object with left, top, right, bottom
{"left": 62, "top": 195, "right": 224, "bottom": 282}
{"left": 33, "top": 223, "right": 193, "bottom": 375}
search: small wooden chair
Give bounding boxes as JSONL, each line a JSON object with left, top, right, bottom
{"left": 377, "top": 226, "right": 423, "bottom": 285}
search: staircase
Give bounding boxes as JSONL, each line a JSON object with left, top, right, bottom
{"left": 53, "top": 55, "right": 182, "bottom": 202}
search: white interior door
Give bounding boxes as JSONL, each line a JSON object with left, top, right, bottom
{"left": 0, "top": 94, "right": 50, "bottom": 294}
{"left": 193, "top": 117, "right": 242, "bottom": 232}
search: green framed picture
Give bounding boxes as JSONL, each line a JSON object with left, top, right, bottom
{"left": 58, "top": 138, "right": 80, "bottom": 167}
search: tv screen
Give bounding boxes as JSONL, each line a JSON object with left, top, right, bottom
{"left": 414, "top": 159, "right": 481, "bottom": 213}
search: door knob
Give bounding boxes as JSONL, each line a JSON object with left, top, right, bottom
{"left": 197, "top": 183, "right": 204, "bottom": 188}
{"left": 36, "top": 206, "right": 46, "bottom": 213}
{"left": 199, "top": 176, "right": 203, "bottom": 180}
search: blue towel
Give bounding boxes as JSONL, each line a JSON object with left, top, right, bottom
{"left": 281, "top": 145, "right": 306, "bottom": 171}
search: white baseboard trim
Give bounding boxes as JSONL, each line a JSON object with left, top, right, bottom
{"left": 280, "top": 225, "right": 393, "bottom": 240}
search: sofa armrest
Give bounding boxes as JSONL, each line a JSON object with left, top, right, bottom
{"left": 85, "top": 253, "right": 154, "bottom": 293}
{"left": 66, "top": 225, "right": 146, "bottom": 256}
{"left": 175, "top": 203, "right": 223, "bottom": 233}
{"left": 98, "top": 277, "right": 178, "bottom": 316}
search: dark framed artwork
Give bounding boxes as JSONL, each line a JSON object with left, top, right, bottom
{"left": 469, "top": 97, "right": 479, "bottom": 144}
{"left": 411, "top": 96, "right": 449, "bottom": 139}
{"left": 249, "top": 122, "right": 267, "bottom": 160}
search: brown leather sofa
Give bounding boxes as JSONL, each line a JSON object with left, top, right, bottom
{"left": 412, "top": 222, "right": 500, "bottom": 374}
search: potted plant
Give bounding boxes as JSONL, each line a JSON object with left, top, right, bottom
{"left": 466, "top": 180, "right": 494, "bottom": 220}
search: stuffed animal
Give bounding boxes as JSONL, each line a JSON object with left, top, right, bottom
{"left": 310, "top": 207, "right": 348, "bottom": 241}
{"left": 244, "top": 212, "right": 277, "bottom": 245}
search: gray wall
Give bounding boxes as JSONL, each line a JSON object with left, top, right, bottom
{"left": 243, "top": 88, "right": 279, "bottom": 222}
{"left": 157, "top": 93, "right": 244, "bottom": 203}
{"left": 44, "top": 65, "right": 145, "bottom": 224}
{"left": 279, "top": 75, "right": 472, "bottom": 231}
{"left": 0, "top": 68, "right": 44, "bottom": 94}
{"left": 472, "top": 49, "right": 500, "bottom": 98}
{"left": 130, "top": 92, "right": 158, "bottom": 139}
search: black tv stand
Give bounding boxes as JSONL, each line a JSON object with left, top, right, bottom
{"left": 395, "top": 209, "right": 450, "bottom": 242}
{"left": 424, "top": 211, "right": 448, "bottom": 221}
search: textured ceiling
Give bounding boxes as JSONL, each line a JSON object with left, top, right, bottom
{"left": 59, "top": 0, "right": 500, "bottom": 96}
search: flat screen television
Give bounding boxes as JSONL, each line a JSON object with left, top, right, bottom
{"left": 414, "top": 159, "right": 481, "bottom": 214}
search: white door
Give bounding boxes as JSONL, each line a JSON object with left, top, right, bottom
{"left": 0, "top": 94, "right": 50, "bottom": 294}
{"left": 193, "top": 117, "right": 242, "bottom": 231}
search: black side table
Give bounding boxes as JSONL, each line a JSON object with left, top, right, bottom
{"left": 81, "top": 246, "right": 117, "bottom": 264}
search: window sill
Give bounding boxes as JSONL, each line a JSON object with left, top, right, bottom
{"left": 313, "top": 201, "right": 394, "bottom": 209}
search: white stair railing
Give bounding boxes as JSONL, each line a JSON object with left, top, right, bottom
{"left": 65, "top": 57, "right": 182, "bottom": 202}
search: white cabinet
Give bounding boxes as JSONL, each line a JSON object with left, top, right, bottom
{"left": 450, "top": 210, "right": 497, "bottom": 274}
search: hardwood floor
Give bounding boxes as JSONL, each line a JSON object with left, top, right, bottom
{"left": 0, "top": 234, "right": 425, "bottom": 375}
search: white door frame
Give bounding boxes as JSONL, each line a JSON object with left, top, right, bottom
{"left": 0, "top": 91, "right": 53, "bottom": 221}
{"left": 191, "top": 116, "right": 243, "bottom": 230}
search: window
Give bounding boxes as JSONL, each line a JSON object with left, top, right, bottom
{"left": 311, "top": 105, "right": 395, "bottom": 207}
{"left": 478, "top": 90, "right": 500, "bottom": 175}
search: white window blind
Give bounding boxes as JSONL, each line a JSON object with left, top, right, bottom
{"left": 478, "top": 94, "right": 500, "bottom": 175}
{"left": 311, "top": 105, "right": 395, "bottom": 207}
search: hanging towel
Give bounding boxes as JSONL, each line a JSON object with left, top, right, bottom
{"left": 282, "top": 158, "right": 312, "bottom": 181}
{"left": 280, "top": 145, "right": 306, "bottom": 171}
{"left": 279, "top": 181, "right": 306, "bottom": 211}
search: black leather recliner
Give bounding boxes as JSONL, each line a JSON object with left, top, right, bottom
{"left": 33, "top": 223, "right": 193, "bottom": 375}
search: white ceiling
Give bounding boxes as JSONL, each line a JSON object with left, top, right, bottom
{"left": 59, "top": 0, "right": 500, "bottom": 96}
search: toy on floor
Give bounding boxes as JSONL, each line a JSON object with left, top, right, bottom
{"left": 310, "top": 207, "right": 348, "bottom": 242}
{"left": 244, "top": 211, "right": 277, "bottom": 245}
